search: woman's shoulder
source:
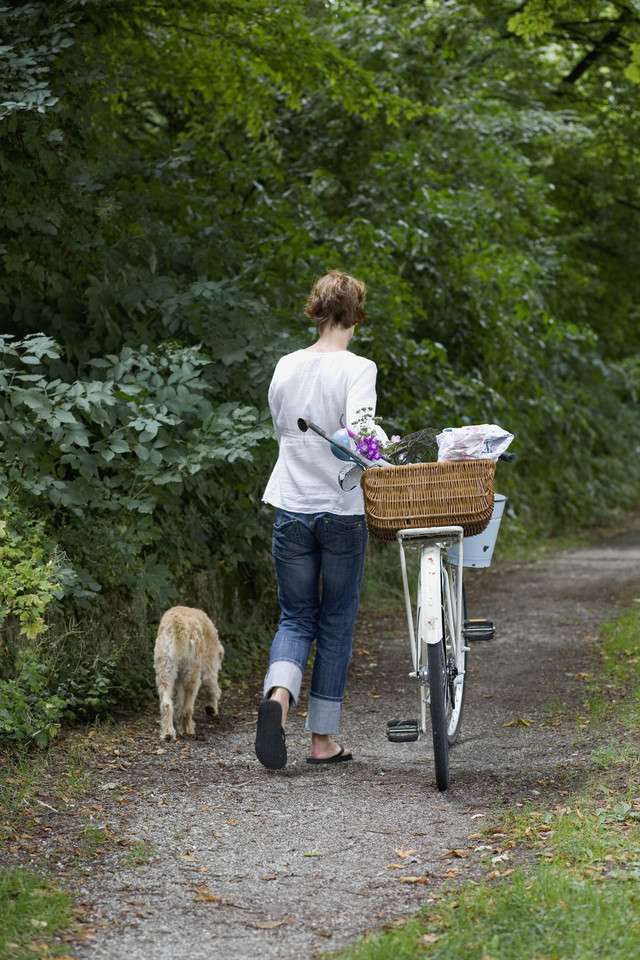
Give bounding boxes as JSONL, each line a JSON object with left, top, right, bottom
{"left": 271, "top": 348, "right": 305, "bottom": 372}
{"left": 342, "top": 350, "right": 377, "bottom": 375}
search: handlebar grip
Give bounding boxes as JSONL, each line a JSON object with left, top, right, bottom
{"left": 499, "top": 452, "right": 516, "bottom": 462}
{"left": 297, "top": 418, "right": 310, "bottom": 432}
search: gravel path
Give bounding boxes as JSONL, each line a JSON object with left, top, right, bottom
{"left": 5, "top": 517, "right": 640, "bottom": 958}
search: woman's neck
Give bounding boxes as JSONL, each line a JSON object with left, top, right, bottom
{"left": 304, "top": 324, "right": 354, "bottom": 353}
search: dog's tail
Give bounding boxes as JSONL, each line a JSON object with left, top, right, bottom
{"left": 171, "top": 613, "right": 194, "bottom": 657}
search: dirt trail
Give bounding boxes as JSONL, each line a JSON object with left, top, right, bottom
{"left": 5, "top": 518, "right": 640, "bottom": 959}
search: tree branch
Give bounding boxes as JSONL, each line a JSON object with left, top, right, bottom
{"left": 557, "top": 27, "right": 623, "bottom": 88}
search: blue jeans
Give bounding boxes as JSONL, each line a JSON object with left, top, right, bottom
{"left": 263, "top": 509, "right": 368, "bottom": 735}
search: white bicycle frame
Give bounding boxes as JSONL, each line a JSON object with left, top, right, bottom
{"left": 397, "top": 526, "right": 466, "bottom": 734}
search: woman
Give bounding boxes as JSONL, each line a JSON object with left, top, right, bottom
{"left": 255, "top": 270, "right": 384, "bottom": 770}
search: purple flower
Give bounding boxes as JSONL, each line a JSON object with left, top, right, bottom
{"left": 357, "top": 437, "right": 381, "bottom": 461}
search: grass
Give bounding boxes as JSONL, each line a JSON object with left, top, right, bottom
{"left": 0, "top": 724, "right": 121, "bottom": 956}
{"left": 0, "top": 868, "right": 73, "bottom": 960}
{"left": 0, "top": 725, "right": 111, "bottom": 842}
{"left": 331, "top": 607, "right": 640, "bottom": 960}
{"left": 122, "top": 840, "right": 158, "bottom": 867}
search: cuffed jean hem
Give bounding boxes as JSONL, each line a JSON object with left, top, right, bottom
{"left": 305, "top": 695, "right": 343, "bottom": 736}
{"left": 263, "top": 661, "right": 304, "bottom": 706}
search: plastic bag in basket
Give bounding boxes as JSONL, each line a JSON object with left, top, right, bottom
{"left": 436, "top": 424, "right": 513, "bottom": 462}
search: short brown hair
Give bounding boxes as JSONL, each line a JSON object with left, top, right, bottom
{"left": 304, "top": 270, "right": 368, "bottom": 330}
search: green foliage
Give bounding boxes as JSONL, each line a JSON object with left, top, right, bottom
{"left": 507, "top": 0, "right": 640, "bottom": 86}
{"left": 0, "top": 649, "right": 66, "bottom": 748}
{"left": 0, "top": 334, "right": 272, "bottom": 600}
{"left": 0, "top": 506, "right": 60, "bottom": 639}
{"left": 0, "top": 625, "right": 155, "bottom": 749}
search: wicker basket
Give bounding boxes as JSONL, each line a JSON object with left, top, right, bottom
{"left": 360, "top": 460, "right": 496, "bottom": 542}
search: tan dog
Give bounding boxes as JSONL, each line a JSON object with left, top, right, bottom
{"left": 154, "top": 606, "right": 224, "bottom": 741}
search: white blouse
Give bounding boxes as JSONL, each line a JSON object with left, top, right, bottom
{"left": 262, "top": 349, "right": 380, "bottom": 515}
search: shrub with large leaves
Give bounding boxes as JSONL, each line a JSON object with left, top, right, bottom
{"left": 0, "top": 334, "right": 272, "bottom": 600}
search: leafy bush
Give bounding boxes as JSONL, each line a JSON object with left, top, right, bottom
{"left": 0, "top": 633, "right": 156, "bottom": 749}
{"left": 0, "top": 649, "right": 66, "bottom": 748}
{"left": 0, "top": 505, "right": 61, "bottom": 640}
{"left": 0, "top": 334, "right": 272, "bottom": 605}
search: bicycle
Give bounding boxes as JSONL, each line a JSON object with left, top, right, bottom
{"left": 298, "top": 417, "right": 512, "bottom": 791}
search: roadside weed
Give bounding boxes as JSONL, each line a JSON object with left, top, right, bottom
{"left": 123, "top": 840, "right": 158, "bottom": 867}
{"left": 0, "top": 748, "right": 48, "bottom": 840}
{"left": 590, "top": 743, "right": 638, "bottom": 770}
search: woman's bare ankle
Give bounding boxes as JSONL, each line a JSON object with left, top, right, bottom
{"left": 310, "top": 734, "right": 350, "bottom": 760}
{"left": 270, "top": 687, "right": 290, "bottom": 726}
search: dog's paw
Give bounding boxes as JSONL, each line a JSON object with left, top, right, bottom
{"left": 205, "top": 704, "right": 219, "bottom": 716}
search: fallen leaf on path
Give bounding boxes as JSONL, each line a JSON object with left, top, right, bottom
{"left": 394, "top": 848, "right": 416, "bottom": 858}
{"left": 419, "top": 934, "right": 440, "bottom": 944}
{"left": 503, "top": 718, "right": 536, "bottom": 727}
{"left": 194, "top": 892, "right": 222, "bottom": 903}
{"left": 441, "top": 849, "right": 468, "bottom": 858}
{"left": 398, "top": 876, "right": 429, "bottom": 884}
{"left": 385, "top": 864, "right": 405, "bottom": 869}
{"left": 303, "top": 848, "right": 324, "bottom": 857}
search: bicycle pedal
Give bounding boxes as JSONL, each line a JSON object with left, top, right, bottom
{"left": 463, "top": 618, "right": 495, "bottom": 642}
{"left": 386, "top": 719, "right": 420, "bottom": 742}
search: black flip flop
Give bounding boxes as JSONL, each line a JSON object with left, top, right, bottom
{"left": 306, "top": 745, "right": 353, "bottom": 765}
{"left": 255, "top": 699, "right": 287, "bottom": 770}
